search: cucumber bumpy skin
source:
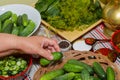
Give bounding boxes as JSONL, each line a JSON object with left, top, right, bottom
{"left": 106, "top": 66, "right": 115, "bottom": 80}
{"left": 93, "top": 62, "right": 106, "bottom": 79}
{"left": 40, "top": 69, "right": 64, "bottom": 80}
{"left": 0, "top": 11, "right": 12, "bottom": 22}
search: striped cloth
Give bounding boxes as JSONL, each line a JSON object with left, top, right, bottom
{"left": 24, "top": 24, "right": 120, "bottom": 80}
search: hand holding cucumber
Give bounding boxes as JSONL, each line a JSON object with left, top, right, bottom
{"left": 0, "top": 33, "right": 60, "bottom": 60}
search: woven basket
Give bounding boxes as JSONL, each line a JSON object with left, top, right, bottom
{"left": 33, "top": 50, "right": 120, "bottom": 80}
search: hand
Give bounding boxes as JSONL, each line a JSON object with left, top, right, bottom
{"left": 0, "top": 33, "right": 60, "bottom": 60}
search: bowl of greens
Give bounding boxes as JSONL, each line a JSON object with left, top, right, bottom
{"left": 0, "top": 4, "right": 41, "bottom": 36}
{"left": 0, "top": 53, "right": 32, "bottom": 80}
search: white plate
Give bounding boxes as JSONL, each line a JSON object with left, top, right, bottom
{"left": 73, "top": 40, "right": 92, "bottom": 51}
{"left": 0, "top": 4, "right": 41, "bottom": 36}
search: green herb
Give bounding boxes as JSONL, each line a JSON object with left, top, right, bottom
{"left": 35, "top": 0, "right": 102, "bottom": 31}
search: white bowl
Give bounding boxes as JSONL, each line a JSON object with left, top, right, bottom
{"left": 0, "top": 4, "right": 41, "bottom": 36}
{"left": 73, "top": 40, "right": 92, "bottom": 51}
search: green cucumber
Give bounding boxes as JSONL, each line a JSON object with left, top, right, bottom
{"left": 0, "top": 11, "right": 12, "bottom": 22}
{"left": 63, "top": 63, "right": 84, "bottom": 72}
{"left": 106, "top": 66, "right": 115, "bottom": 80}
{"left": 40, "top": 69, "right": 64, "bottom": 80}
{"left": 81, "top": 69, "right": 90, "bottom": 80}
{"left": 2, "top": 19, "right": 13, "bottom": 33}
{"left": 52, "top": 52, "right": 63, "bottom": 61}
{"left": 40, "top": 58, "right": 51, "bottom": 67}
{"left": 22, "top": 14, "right": 29, "bottom": 26}
{"left": 93, "top": 62, "right": 106, "bottom": 79}
{"left": 67, "top": 59, "right": 94, "bottom": 74}
{"left": 11, "top": 24, "right": 19, "bottom": 35}
{"left": 53, "top": 72, "right": 75, "bottom": 80}
{"left": 40, "top": 52, "right": 63, "bottom": 66}
{"left": 93, "top": 77, "right": 101, "bottom": 80}
{"left": 74, "top": 73, "right": 82, "bottom": 80}
{"left": 19, "top": 20, "right": 35, "bottom": 36}
{"left": 17, "top": 15, "right": 23, "bottom": 26}
{"left": 11, "top": 13, "right": 18, "bottom": 23}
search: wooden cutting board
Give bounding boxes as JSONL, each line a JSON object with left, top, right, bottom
{"left": 42, "top": 19, "right": 103, "bottom": 42}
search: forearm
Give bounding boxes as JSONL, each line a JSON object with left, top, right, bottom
{"left": 0, "top": 33, "right": 20, "bottom": 52}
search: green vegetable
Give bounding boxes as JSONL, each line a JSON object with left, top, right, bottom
{"left": 17, "top": 15, "right": 23, "bottom": 26}
{"left": 35, "top": 0, "right": 56, "bottom": 13}
{"left": 53, "top": 72, "right": 75, "bottom": 80}
{"left": 52, "top": 52, "right": 63, "bottom": 61}
{"left": 81, "top": 69, "right": 90, "bottom": 80}
{"left": 0, "top": 11, "right": 12, "bottom": 22}
{"left": 22, "top": 14, "right": 29, "bottom": 26}
{"left": 106, "top": 66, "right": 115, "bottom": 80}
{"left": 67, "top": 59, "right": 94, "bottom": 74}
{"left": 93, "top": 62, "right": 106, "bottom": 79}
{"left": 11, "top": 13, "right": 18, "bottom": 23}
{"left": 63, "top": 63, "right": 84, "bottom": 72}
{"left": 40, "top": 58, "right": 51, "bottom": 67}
{"left": 40, "top": 69, "right": 64, "bottom": 80}
{"left": 19, "top": 20, "right": 35, "bottom": 36}
{"left": 35, "top": 0, "right": 102, "bottom": 31}
{"left": 11, "top": 24, "right": 19, "bottom": 35}
{"left": 2, "top": 19, "right": 13, "bottom": 33}
{"left": 74, "top": 73, "right": 82, "bottom": 80}
{"left": 0, "top": 56, "right": 27, "bottom": 76}
{"left": 40, "top": 52, "right": 63, "bottom": 66}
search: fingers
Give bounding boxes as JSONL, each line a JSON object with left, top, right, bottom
{"left": 37, "top": 48, "right": 53, "bottom": 60}
{"left": 47, "top": 39, "right": 60, "bottom": 52}
{"left": 0, "top": 50, "right": 16, "bottom": 57}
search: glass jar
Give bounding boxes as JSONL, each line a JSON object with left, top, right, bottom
{"left": 103, "top": 0, "right": 120, "bottom": 31}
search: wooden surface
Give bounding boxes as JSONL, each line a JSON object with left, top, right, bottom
{"left": 33, "top": 50, "right": 120, "bottom": 80}
{"left": 42, "top": 19, "right": 103, "bottom": 42}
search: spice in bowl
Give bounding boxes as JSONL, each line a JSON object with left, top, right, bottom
{"left": 58, "top": 40, "right": 71, "bottom": 52}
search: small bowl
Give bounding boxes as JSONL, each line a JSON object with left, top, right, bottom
{"left": 73, "top": 40, "right": 92, "bottom": 51}
{"left": 0, "top": 54, "right": 32, "bottom": 80}
{"left": 58, "top": 40, "right": 71, "bottom": 52}
{"left": 0, "top": 4, "right": 41, "bottom": 36}
{"left": 111, "top": 30, "right": 120, "bottom": 53}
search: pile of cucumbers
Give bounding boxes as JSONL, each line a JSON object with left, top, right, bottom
{"left": 40, "top": 59, "right": 115, "bottom": 80}
{"left": 0, "top": 11, "right": 36, "bottom": 36}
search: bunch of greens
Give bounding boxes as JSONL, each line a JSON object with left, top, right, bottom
{"left": 35, "top": 0, "right": 102, "bottom": 31}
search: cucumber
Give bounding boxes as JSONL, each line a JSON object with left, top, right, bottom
{"left": 89, "top": 76, "right": 101, "bottom": 80}
{"left": 19, "top": 20, "right": 35, "bottom": 36}
{"left": 106, "top": 66, "right": 115, "bottom": 80}
{"left": 40, "top": 58, "right": 51, "bottom": 66}
{"left": 67, "top": 59, "right": 94, "bottom": 74}
{"left": 40, "top": 69, "right": 64, "bottom": 80}
{"left": 40, "top": 52, "right": 63, "bottom": 66}
{"left": 17, "top": 15, "right": 23, "bottom": 26}
{"left": 0, "top": 11, "right": 12, "bottom": 22}
{"left": 22, "top": 14, "right": 29, "bottom": 26}
{"left": 81, "top": 69, "right": 90, "bottom": 80}
{"left": 11, "top": 13, "right": 18, "bottom": 23}
{"left": 0, "top": 20, "right": 2, "bottom": 32}
{"left": 53, "top": 72, "right": 75, "bottom": 80}
{"left": 63, "top": 63, "right": 84, "bottom": 72}
{"left": 11, "top": 24, "right": 19, "bottom": 35}
{"left": 93, "top": 62, "right": 106, "bottom": 79}
{"left": 52, "top": 52, "right": 63, "bottom": 61}
{"left": 2, "top": 19, "right": 13, "bottom": 33}
{"left": 74, "top": 73, "right": 82, "bottom": 80}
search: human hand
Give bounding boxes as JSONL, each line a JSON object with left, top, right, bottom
{"left": 0, "top": 33, "right": 60, "bottom": 60}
